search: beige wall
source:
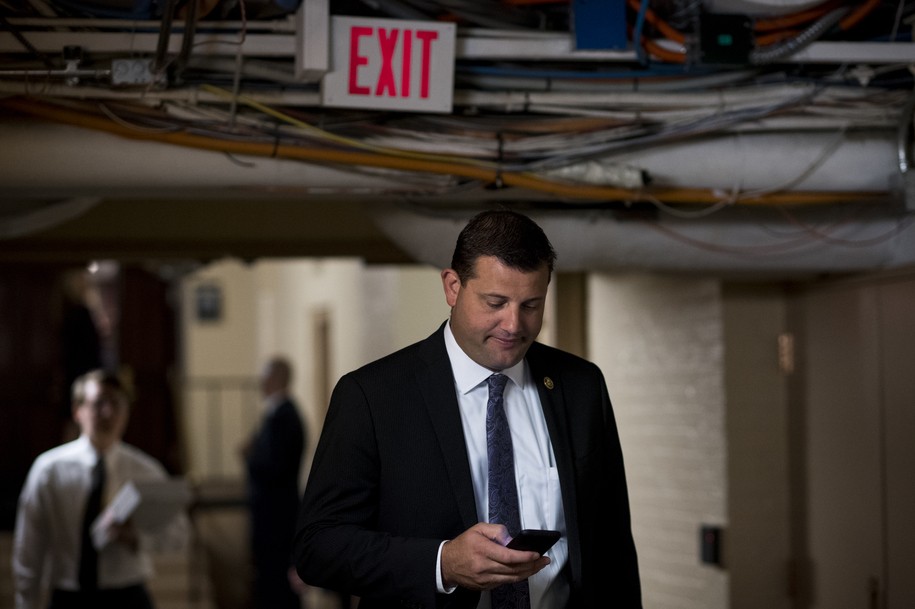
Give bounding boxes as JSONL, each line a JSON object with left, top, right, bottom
{"left": 179, "top": 259, "right": 452, "bottom": 481}
{"left": 789, "top": 273, "right": 915, "bottom": 609}
{"left": 588, "top": 273, "right": 729, "bottom": 609}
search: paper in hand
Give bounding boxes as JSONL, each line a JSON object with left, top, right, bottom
{"left": 91, "top": 478, "right": 191, "bottom": 549}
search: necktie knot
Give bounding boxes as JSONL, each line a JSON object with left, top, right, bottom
{"left": 488, "top": 373, "right": 508, "bottom": 399}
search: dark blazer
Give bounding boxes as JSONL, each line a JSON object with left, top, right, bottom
{"left": 247, "top": 397, "right": 305, "bottom": 571}
{"left": 294, "top": 324, "right": 640, "bottom": 609}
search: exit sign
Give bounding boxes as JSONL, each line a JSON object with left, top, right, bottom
{"left": 322, "top": 16, "right": 456, "bottom": 113}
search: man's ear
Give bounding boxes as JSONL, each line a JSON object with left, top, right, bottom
{"left": 441, "top": 268, "right": 461, "bottom": 307}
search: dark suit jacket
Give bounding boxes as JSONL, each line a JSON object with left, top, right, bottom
{"left": 294, "top": 324, "right": 641, "bottom": 609}
{"left": 247, "top": 397, "right": 305, "bottom": 571}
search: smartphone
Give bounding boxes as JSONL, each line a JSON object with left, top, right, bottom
{"left": 506, "top": 529, "right": 561, "bottom": 554}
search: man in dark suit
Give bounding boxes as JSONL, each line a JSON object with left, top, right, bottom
{"left": 244, "top": 356, "right": 306, "bottom": 609}
{"left": 294, "top": 210, "right": 640, "bottom": 608}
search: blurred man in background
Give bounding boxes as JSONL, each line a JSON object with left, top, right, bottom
{"left": 243, "top": 356, "right": 306, "bottom": 609}
{"left": 13, "top": 369, "right": 188, "bottom": 609}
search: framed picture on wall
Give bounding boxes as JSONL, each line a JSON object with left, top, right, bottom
{"left": 195, "top": 282, "right": 222, "bottom": 322}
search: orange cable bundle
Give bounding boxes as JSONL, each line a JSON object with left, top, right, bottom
{"left": 642, "top": 38, "right": 686, "bottom": 64}
{"left": 755, "top": 0, "right": 843, "bottom": 32}
{"left": 626, "top": 0, "right": 687, "bottom": 45}
{"left": 839, "top": 0, "right": 880, "bottom": 31}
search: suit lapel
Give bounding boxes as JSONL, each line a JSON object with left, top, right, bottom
{"left": 526, "top": 343, "right": 582, "bottom": 578}
{"left": 415, "top": 326, "right": 480, "bottom": 529}
{"left": 527, "top": 343, "right": 575, "bottom": 479}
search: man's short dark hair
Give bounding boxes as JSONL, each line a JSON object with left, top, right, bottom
{"left": 266, "top": 356, "right": 293, "bottom": 388}
{"left": 72, "top": 369, "right": 132, "bottom": 405}
{"left": 450, "top": 210, "right": 557, "bottom": 284}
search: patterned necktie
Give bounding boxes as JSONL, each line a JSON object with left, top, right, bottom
{"left": 487, "top": 373, "right": 531, "bottom": 609}
{"left": 79, "top": 454, "right": 105, "bottom": 591}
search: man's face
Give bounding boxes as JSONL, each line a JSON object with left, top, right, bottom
{"left": 259, "top": 363, "right": 277, "bottom": 398}
{"left": 73, "top": 379, "right": 129, "bottom": 449}
{"left": 442, "top": 255, "right": 550, "bottom": 372}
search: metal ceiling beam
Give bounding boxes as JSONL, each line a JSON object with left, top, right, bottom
{"left": 787, "top": 41, "right": 915, "bottom": 64}
{"left": 0, "top": 30, "right": 293, "bottom": 58}
{"left": 2, "top": 23, "right": 913, "bottom": 64}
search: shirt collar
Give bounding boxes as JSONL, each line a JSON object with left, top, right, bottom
{"left": 444, "top": 320, "right": 526, "bottom": 395}
{"left": 263, "top": 392, "right": 286, "bottom": 415}
{"left": 76, "top": 434, "right": 118, "bottom": 462}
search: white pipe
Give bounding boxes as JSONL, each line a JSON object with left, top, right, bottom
{"left": 373, "top": 206, "right": 915, "bottom": 275}
{"left": 0, "top": 119, "right": 900, "bottom": 195}
{"left": 0, "top": 120, "right": 410, "bottom": 196}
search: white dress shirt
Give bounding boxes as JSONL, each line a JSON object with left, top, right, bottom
{"left": 443, "top": 322, "right": 569, "bottom": 609}
{"left": 12, "top": 435, "right": 189, "bottom": 609}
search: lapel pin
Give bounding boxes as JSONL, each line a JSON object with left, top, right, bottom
{"left": 543, "top": 377, "right": 554, "bottom": 390}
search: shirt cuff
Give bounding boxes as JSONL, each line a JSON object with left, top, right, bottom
{"left": 436, "top": 540, "right": 457, "bottom": 594}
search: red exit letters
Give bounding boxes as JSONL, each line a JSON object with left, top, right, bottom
{"left": 347, "top": 26, "right": 440, "bottom": 99}
{"left": 324, "top": 16, "right": 455, "bottom": 112}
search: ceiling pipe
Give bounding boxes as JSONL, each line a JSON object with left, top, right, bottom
{"left": 0, "top": 118, "right": 900, "bottom": 197}
{"left": 371, "top": 204, "right": 915, "bottom": 276}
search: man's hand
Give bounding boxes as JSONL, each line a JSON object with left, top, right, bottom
{"left": 287, "top": 566, "right": 308, "bottom": 595}
{"left": 109, "top": 519, "right": 140, "bottom": 553}
{"left": 441, "top": 523, "right": 550, "bottom": 590}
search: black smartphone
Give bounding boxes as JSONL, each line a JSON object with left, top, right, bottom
{"left": 506, "top": 529, "right": 561, "bottom": 554}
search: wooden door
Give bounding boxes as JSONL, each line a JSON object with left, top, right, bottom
{"left": 790, "top": 273, "right": 915, "bottom": 609}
